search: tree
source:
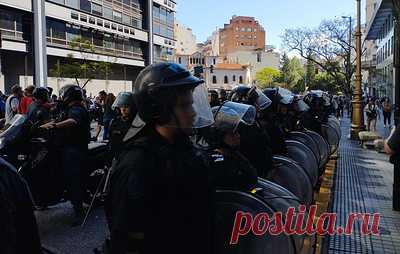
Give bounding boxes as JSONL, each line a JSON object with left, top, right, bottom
{"left": 49, "top": 37, "right": 114, "bottom": 88}
{"left": 278, "top": 55, "right": 305, "bottom": 92}
{"left": 281, "top": 17, "right": 363, "bottom": 96}
{"left": 255, "top": 67, "right": 281, "bottom": 89}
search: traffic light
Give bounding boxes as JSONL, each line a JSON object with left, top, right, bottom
{"left": 210, "top": 65, "right": 214, "bottom": 73}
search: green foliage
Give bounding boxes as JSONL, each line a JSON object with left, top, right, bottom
{"left": 278, "top": 55, "right": 305, "bottom": 92}
{"left": 49, "top": 37, "right": 114, "bottom": 88}
{"left": 255, "top": 67, "right": 281, "bottom": 89}
{"left": 308, "top": 72, "right": 344, "bottom": 94}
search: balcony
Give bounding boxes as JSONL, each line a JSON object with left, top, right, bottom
{"left": 361, "top": 59, "right": 377, "bottom": 69}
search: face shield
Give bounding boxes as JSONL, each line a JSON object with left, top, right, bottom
{"left": 192, "top": 84, "right": 215, "bottom": 128}
{"left": 112, "top": 92, "right": 134, "bottom": 110}
{"left": 250, "top": 88, "right": 272, "bottom": 110}
{"left": 212, "top": 101, "right": 256, "bottom": 133}
{"left": 278, "top": 87, "right": 294, "bottom": 105}
{"left": 294, "top": 99, "right": 310, "bottom": 112}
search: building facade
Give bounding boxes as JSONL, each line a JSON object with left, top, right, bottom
{"left": 365, "top": 0, "right": 395, "bottom": 101}
{"left": 226, "top": 49, "right": 280, "bottom": 83}
{"left": 0, "top": 0, "right": 176, "bottom": 94}
{"left": 207, "top": 63, "right": 251, "bottom": 90}
{"left": 219, "top": 16, "right": 265, "bottom": 60}
{"left": 174, "top": 21, "right": 197, "bottom": 55}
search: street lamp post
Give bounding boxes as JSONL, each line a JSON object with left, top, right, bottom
{"left": 342, "top": 15, "right": 352, "bottom": 90}
{"left": 350, "top": 0, "right": 364, "bottom": 140}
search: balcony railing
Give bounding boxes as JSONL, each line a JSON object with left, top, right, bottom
{"left": 46, "top": 37, "right": 144, "bottom": 61}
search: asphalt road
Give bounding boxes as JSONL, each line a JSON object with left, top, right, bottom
{"left": 35, "top": 202, "right": 109, "bottom": 254}
{"left": 35, "top": 122, "right": 108, "bottom": 254}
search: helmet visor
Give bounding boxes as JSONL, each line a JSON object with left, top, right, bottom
{"left": 192, "top": 84, "right": 215, "bottom": 128}
{"left": 213, "top": 102, "right": 256, "bottom": 133}
{"left": 254, "top": 89, "right": 272, "bottom": 110}
{"left": 112, "top": 92, "right": 133, "bottom": 110}
{"left": 294, "top": 99, "right": 310, "bottom": 112}
{"left": 278, "top": 87, "right": 294, "bottom": 105}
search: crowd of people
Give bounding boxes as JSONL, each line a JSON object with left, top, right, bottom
{"left": 0, "top": 62, "right": 387, "bottom": 254}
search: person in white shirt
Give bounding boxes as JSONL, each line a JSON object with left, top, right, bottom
{"left": 5, "top": 85, "right": 23, "bottom": 124}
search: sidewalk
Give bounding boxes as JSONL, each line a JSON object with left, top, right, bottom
{"left": 325, "top": 117, "right": 400, "bottom": 254}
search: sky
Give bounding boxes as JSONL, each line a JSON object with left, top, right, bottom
{"left": 175, "top": 0, "right": 366, "bottom": 52}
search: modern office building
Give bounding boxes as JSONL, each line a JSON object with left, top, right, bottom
{"left": 0, "top": 0, "right": 176, "bottom": 94}
{"left": 365, "top": 0, "right": 395, "bottom": 100}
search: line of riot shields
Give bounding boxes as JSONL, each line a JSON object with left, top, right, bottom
{"left": 205, "top": 87, "right": 341, "bottom": 254}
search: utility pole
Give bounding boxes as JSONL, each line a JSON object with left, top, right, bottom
{"left": 350, "top": 0, "right": 364, "bottom": 140}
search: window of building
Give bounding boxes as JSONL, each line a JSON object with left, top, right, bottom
{"left": 213, "top": 58, "right": 216, "bottom": 65}
{"left": 241, "top": 27, "right": 245, "bottom": 32}
{"left": 66, "top": 23, "right": 80, "bottom": 41}
{"left": 111, "top": 23, "right": 117, "bottom": 30}
{"left": 97, "top": 19, "right": 103, "bottom": 26}
{"left": 248, "top": 35, "right": 252, "bottom": 39}
{"left": 50, "top": 0, "right": 64, "bottom": 4}
{"left": 233, "top": 75, "right": 236, "bottom": 82}
{"left": 236, "top": 27, "right": 239, "bottom": 31}
{"left": 257, "top": 52, "right": 262, "bottom": 62}
{"left": 89, "top": 17, "right": 96, "bottom": 24}
{"left": 239, "top": 76, "right": 243, "bottom": 83}
{"left": 92, "top": 3, "right": 102, "bottom": 16}
{"left": 104, "top": 22, "right": 111, "bottom": 29}
{"left": 254, "top": 29, "right": 257, "bottom": 32}
{"left": 80, "top": 0, "right": 91, "bottom": 12}
{"left": 123, "top": 0, "right": 131, "bottom": 5}
{"left": 93, "top": 32, "right": 104, "bottom": 47}
{"left": 122, "top": 14, "right": 130, "bottom": 25}
{"left": 80, "top": 14, "right": 87, "bottom": 22}
{"left": 178, "top": 57, "right": 182, "bottom": 64}
{"left": 254, "top": 35, "right": 257, "bottom": 39}
{"left": 118, "top": 25, "right": 123, "bottom": 32}
{"left": 71, "top": 12, "right": 79, "bottom": 20}
{"left": 104, "top": 34, "right": 114, "bottom": 49}
{"left": 103, "top": 7, "right": 113, "bottom": 20}
{"left": 247, "top": 27, "right": 252, "bottom": 32}
{"left": 0, "top": 11, "right": 15, "bottom": 30}
{"left": 65, "top": 0, "right": 78, "bottom": 8}
{"left": 113, "top": 11, "right": 122, "bottom": 23}
{"left": 224, "top": 76, "right": 228, "bottom": 84}
{"left": 212, "top": 76, "right": 217, "bottom": 84}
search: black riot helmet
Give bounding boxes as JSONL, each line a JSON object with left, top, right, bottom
{"left": 133, "top": 62, "right": 213, "bottom": 128}
{"left": 229, "top": 85, "right": 272, "bottom": 111}
{"left": 32, "top": 87, "right": 49, "bottom": 103}
{"left": 59, "top": 85, "right": 84, "bottom": 105}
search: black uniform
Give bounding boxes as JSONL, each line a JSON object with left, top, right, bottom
{"left": 108, "top": 117, "right": 131, "bottom": 160}
{"left": 106, "top": 126, "right": 212, "bottom": 254}
{"left": 0, "top": 158, "right": 42, "bottom": 254}
{"left": 239, "top": 124, "right": 273, "bottom": 179}
{"left": 58, "top": 104, "right": 90, "bottom": 212}
{"left": 26, "top": 101, "right": 50, "bottom": 126}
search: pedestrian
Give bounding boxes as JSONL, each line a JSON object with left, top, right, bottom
{"left": 18, "top": 85, "right": 35, "bottom": 115}
{"left": 385, "top": 125, "right": 400, "bottom": 164}
{"left": 364, "top": 99, "right": 378, "bottom": 132}
{"left": 105, "top": 63, "right": 214, "bottom": 254}
{"left": 0, "top": 92, "right": 6, "bottom": 119}
{"left": 40, "top": 85, "right": 91, "bottom": 226}
{"left": 93, "top": 91, "right": 107, "bottom": 141}
{"left": 102, "top": 93, "right": 116, "bottom": 141}
{"left": 5, "top": 85, "right": 23, "bottom": 125}
{"left": 219, "top": 89, "right": 227, "bottom": 103}
{"left": 26, "top": 87, "right": 51, "bottom": 127}
{"left": 208, "top": 90, "right": 220, "bottom": 107}
{"left": 382, "top": 97, "right": 393, "bottom": 128}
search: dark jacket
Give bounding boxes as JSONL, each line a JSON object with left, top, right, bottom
{"left": 108, "top": 117, "right": 132, "bottom": 160}
{"left": 105, "top": 126, "right": 212, "bottom": 254}
{"left": 26, "top": 101, "right": 50, "bottom": 126}
{"left": 0, "top": 158, "right": 42, "bottom": 254}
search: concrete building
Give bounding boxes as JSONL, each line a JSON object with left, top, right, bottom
{"left": 207, "top": 63, "right": 251, "bottom": 90}
{"left": 0, "top": 0, "right": 176, "bottom": 95}
{"left": 174, "top": 21, "right": 197, "bottom": 55}
{"left": 226, "top": 49, "right": 280, "bottom": 83}
{"left": 219, "top": 16, "right": 265, "bottom": 59}
{"left": 365, "top": 0, "right": 395, "bottom": 101}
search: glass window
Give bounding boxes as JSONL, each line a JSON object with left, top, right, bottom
{"left": 66, "top": 24, "right": 80, "bottom": 41}
{"left": 233, "top": 75, "right": 236, "bottom": 82}
{"left": 212, "top": 76, "right": 217, "bottom": 84}
{"left": 104, "top": 34, "right": 114, "bottom": 48}
{"left": 71, "top": 12, "right": 79, "bottom": 20}
{"left": 224, "top": 76, "right": 228, "bottom": 84}
{"left": 80, "top": 0, "right": 91, "bottom": 12}
{"left": 46, "top": 20, "right": 51, "bottom": 37}
{"left": 247, "top": 28, "right": 252, "bottom": 32}
{"left": 153, "top": 22, "right": 160, "bottom": 34}
{"left": 0, "top": 11, "right": 15, "bottom": 30}
{"left": 123, "top": 0, "right": 130, "bottom": 5}
{"left": 124, "top": 38, "right": 133, "bottom": 52}
{"left": 153, "top": 6, "right": 160, "bottom": 19}
{"left": 89, "top": 17, "right": 96, "bottom": 24}
{"left": 65, "top": 0, "right": 79, "bottom": 8}
{"left": 113, "top": 11, "right": 122, "bottom": 23}
{"left": 97, "top": 19, "right": 103, "bottom": 26}
{"left": 115, "top": 37, "right": 124, "bottom": 50}
{"left": 122, "top": 14, "right": 130, "bottom": 25}
{"left": 239, "top": 76, "right": 243, "bottom": 83}
{"left": 160, "top": 7, "right": 167, "bottom": 23}
{"left": 50, "top": 0, "right": 64, "bottom": 4}
{"left": 51, "top": 20, "right": 66, "bottom": 40}
{"left": 104, "top": 22, "right": 110, "bottom": 29}
{"left": 81, "top": 28, "right": 92, "bottom": 43}
{"left": 93, "top": 32, "right": 104, "bottom": 47}
{"left": 92, "top": 3, "right": 102, "bottom": 16}
{"left": 167, "top": 10, "right": 174, "bottom": 25}
{"left": 103, "top": 7, "right": 113, "bottom": 20}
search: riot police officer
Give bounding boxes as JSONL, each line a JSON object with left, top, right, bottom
{"left": 105, "top": 63, "right": 214, "bottom": 254}
{"left": 27, "top": 87, "right": 51, "bottom": 126}
{"left": 203, "top": 101, "right": 258, "bottom": 190}
{"left": 108, "top": 92, "right": 137, "bottom": 160}
{"left": 40, "top": 85, "right": 90, "bottom": 226}
{"left": 0, "top": 157, "right": 42, "bottom": 254}
{"left": 229, "top": 86, "right": 274, "bottom": 178}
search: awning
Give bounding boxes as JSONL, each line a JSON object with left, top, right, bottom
{"left": 365, "top": 0, "right": 394, "bottom": 40}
